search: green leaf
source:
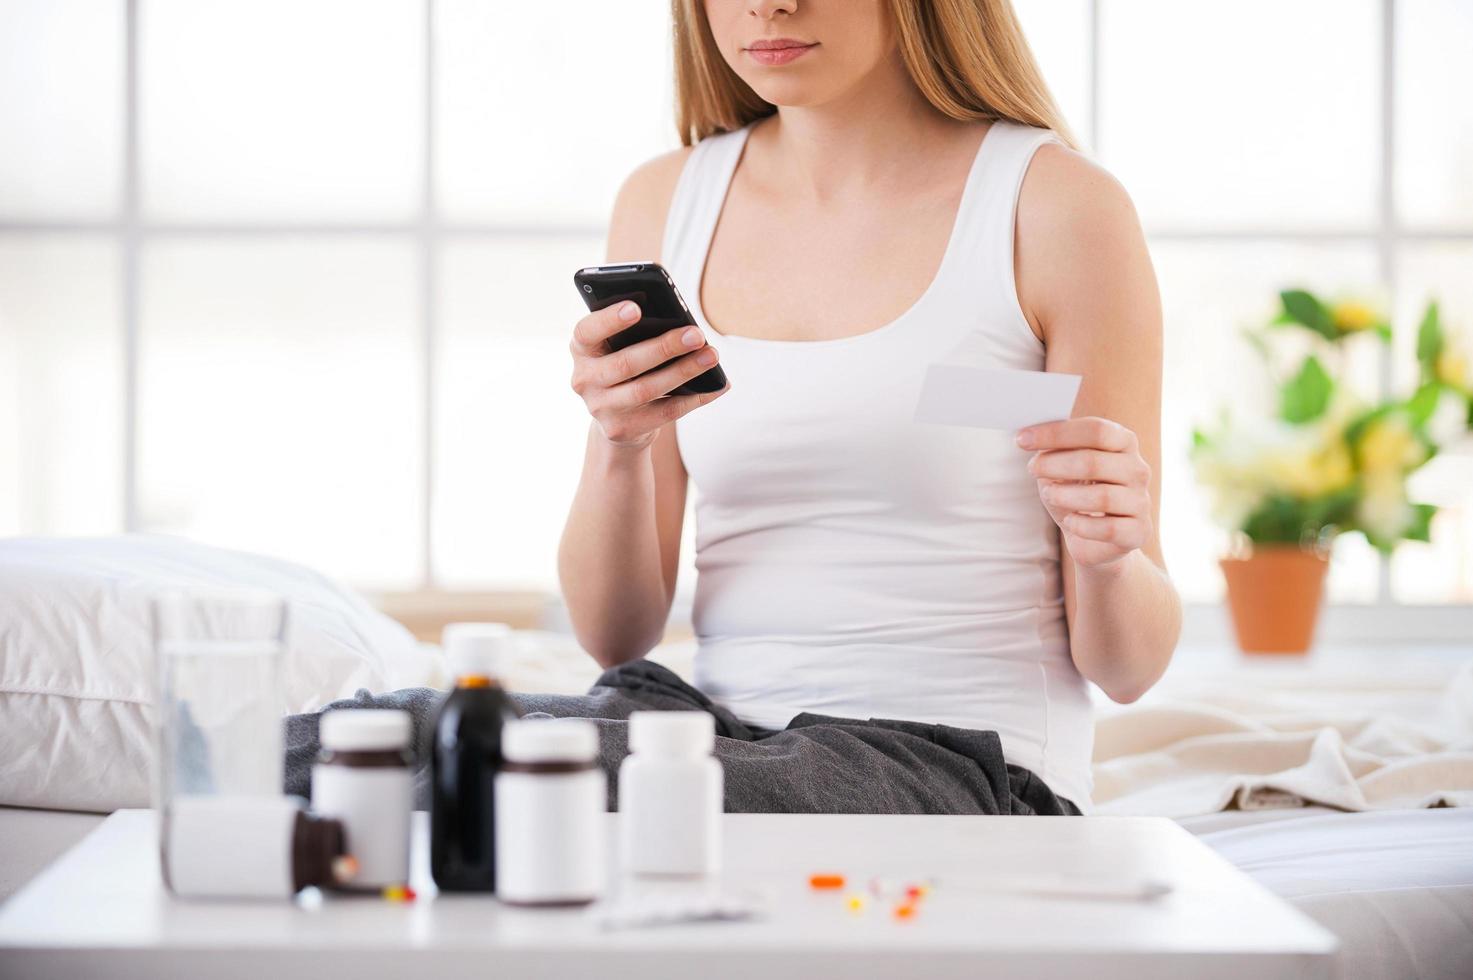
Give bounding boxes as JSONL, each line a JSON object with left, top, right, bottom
{"left": 1416, "top": 301, "right": 1443, "bottom": 368}
{"left": 1374, "top": 322, "right": 1393, "bottom": 342}
{"left": 1278, "top": 289, "right": 1337, "bottom": 341}
{"left": 1191, "top": 428, "right": 1209, "bottom": 450}
{"left": 1407, "top": 382, "right": 1442, "bottom": 426}
{"left": 1406, "top": 503, "right": 1437, "bottom": 543}
{"left": 1306, "top": 486, "right": 1359, "bottom": 529}
{"left": 1242, "top": 496, "right": 1307, "bottom": 544}
{"left": 1279, "top": 355, "right": 1334, "bottom": 423}
{"left": 1241, "top": 488, "right": 1358, "bottom": 545}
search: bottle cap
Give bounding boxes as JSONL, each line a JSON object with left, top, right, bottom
{"left": 294, "top": 812, "right": 349, "bottom": 892}
{"left": 502, "top": 718, "right": 600, "bottom": 764}
{"left": 442, "top": 622, "right": 513, "bottom": 680}
{"left": 320, "top": 709, "right": 411, "bottom": 751}
{"left": 628, "top": 710, "right": 715, "bottom": 758}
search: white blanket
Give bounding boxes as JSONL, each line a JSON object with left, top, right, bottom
{"left": 1091, "top": 659, "right": 1473, "bottom": 817}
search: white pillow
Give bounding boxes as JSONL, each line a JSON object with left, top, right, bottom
{"left": 0, "top": 534, "right": 432, "bottom": 813}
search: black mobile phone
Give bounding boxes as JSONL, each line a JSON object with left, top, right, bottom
{"left": 573, "top": 261, "right": 728, "bottom": 397}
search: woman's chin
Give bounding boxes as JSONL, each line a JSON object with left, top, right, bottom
{"left": 744, "top": 79, "right": 844, "bottom": 111}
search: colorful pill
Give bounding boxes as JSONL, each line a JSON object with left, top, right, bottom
{"left": 844, "top": 893, "right": 866, "bottom": 914}
{"left": 382, "top": 884, "right": 415, "bottom": 903}
{"left": 894, "top": 902, "right": 917, "bottom": 921}
{"left": 809, "top": 873, "right": 846, "bottom": 890}
{"left": 331, "top": 854, "right": 360, "bottom": 884}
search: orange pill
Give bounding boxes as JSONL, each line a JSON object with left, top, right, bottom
{"left": 331, "top": 854, "right": 360, "bottom": 884}
{"left": 894, "top": 902, "right": 917, "bottom": 920}
{"left": 809, "top": 873, "right": 846, "bottom": 890}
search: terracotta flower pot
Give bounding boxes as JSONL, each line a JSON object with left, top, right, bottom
{"left": 1219, "top": 545, "right": 1330, "bottom": 654}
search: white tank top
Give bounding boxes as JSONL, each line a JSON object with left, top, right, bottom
{"left": 664, "top": 119, "right": 1095, "bottom": 812}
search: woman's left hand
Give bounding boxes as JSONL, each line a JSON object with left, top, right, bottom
{"left": 1017, "top": 417, "right": 1153, "bottom": 571}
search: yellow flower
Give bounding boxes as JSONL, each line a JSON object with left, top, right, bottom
{"left": 1274, "top": 439, "right": 1354, "bottom": 497}
{"left": 1331, "top": 300, "right": 1381, "bottom": 333}
{"left": 1357, "top": 414, "right": 1424, "bottom": 475}
{"left": 1436, "top": 344, "right": 1469, "bottom": 390}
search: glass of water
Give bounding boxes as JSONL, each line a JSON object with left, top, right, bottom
{"left": 153, "top": 589, "right": 288, "bottom": 811}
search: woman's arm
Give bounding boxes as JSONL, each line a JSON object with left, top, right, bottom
{"left": 1012, "top": 144, "right": 1182, "bottom": 704}
{"left": 557, "top": 148, "right": 704, "bottom": 667}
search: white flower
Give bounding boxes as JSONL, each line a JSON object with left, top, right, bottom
{"left": 1426, "top": 388, "right": 1470, "bottom": 449}
{"left": 1356, "top": 474, "right": 1414, "bottom": 543}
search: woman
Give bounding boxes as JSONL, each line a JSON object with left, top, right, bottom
{"left": 289, "top": 0, "right": 1180, "bottom": 817}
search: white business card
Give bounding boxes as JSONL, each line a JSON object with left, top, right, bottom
{"left": 913, "top": 364, "right": 1082, "bottom": 431}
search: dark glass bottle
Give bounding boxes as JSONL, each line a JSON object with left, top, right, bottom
{"left": 430, "top": 668, "right": 521, "bottom": 892}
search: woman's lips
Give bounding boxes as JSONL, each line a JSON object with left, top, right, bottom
{"left": 745, "top": 42, "right": 817, "bottom": 66}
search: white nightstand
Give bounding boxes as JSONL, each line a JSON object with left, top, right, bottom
{"left": 0, "top": 809, "right": 1336, "bottom": 979}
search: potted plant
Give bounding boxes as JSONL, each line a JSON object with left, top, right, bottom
{"left": 1191, "top": 289, "right": 1471, "bottom": 654}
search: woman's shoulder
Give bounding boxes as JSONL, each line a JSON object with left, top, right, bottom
{"left": 1016, "top": 135, "right": 1139, "bottom": 246}
{"left": 1012, "top": 130, "right": 1157, "bottom": 343}
{"left": 607, "top": 123, "right": 765, "bottom": 259}
{"left": 607, "top": 144, "right": 697, "bottom": 262}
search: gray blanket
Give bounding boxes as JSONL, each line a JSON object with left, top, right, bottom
{"left": 284, "top": 659, "right": 1081, "bottom": 816}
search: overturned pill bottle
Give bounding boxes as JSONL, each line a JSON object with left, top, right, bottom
{"left": 618, "top": 711, "right": 723, "bottom": 876}
{"left": 164, "top": 795, "right": 353, "bottom": 899}
{"left": 311, "top": 709, "right": 414, "bottom": 890}
{"left": 495, "top": 718, "right": 606, "bottom": 906}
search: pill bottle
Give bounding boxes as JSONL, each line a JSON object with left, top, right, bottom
{"left": 495, "top": 718, "right": 606, "bottom": 906}
{"left": 431, "top": 622, "right": 521, "bottom": 892}
{"left": 311, "top": 709, "right": 414, "bottom": 890}
{"left": 618, "top": 711, "right": 723, "bottom": 876}
{"left": 164, "top": 795, "right": 351, "bottom": 899}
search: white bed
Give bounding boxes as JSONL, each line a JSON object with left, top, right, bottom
{"left": 1180, "top": 806, "right": 1473, "bottom": 980}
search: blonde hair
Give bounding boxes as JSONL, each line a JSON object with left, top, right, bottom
{"left": 671, "top": 0, "right": 1078, "bottom": 150}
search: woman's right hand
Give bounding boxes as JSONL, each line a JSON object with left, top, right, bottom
{"left": 569, "top": 300, "right": 730, "bottom": 451}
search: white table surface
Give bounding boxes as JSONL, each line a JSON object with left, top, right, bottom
{"left": 0, "top": 809, "right": 1336, "bottom": 980}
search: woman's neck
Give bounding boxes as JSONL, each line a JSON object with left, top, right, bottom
{"left": 753, "top": 51, "right": 968, "bottom": 204}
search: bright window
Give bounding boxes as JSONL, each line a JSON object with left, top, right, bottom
{"left": 2, "top": 1, "right": 1470, "bottom": 620}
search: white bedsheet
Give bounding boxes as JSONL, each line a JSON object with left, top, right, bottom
{"left": 1091, "top": 652, "right": 1473, "bottom": 816}
{"left": 1108, "top": 650, "right": 1473, "bottom": 980}
{"left": 1189, "top": 806, "right": 1473, "bottom": 980}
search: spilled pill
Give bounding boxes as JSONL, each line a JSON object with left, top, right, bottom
{"left": 381, "top": 884, "right": 416, "bottom": 903}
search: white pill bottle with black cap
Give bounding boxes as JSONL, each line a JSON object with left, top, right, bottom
{"left": 617, "top": 711, "right": 723, "bottom": 876}
{"left": 494, "top": 718, "right": 606, "bottom": 905}
{"left": 311, "top": 709, "right": 414, "bottom": 890}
